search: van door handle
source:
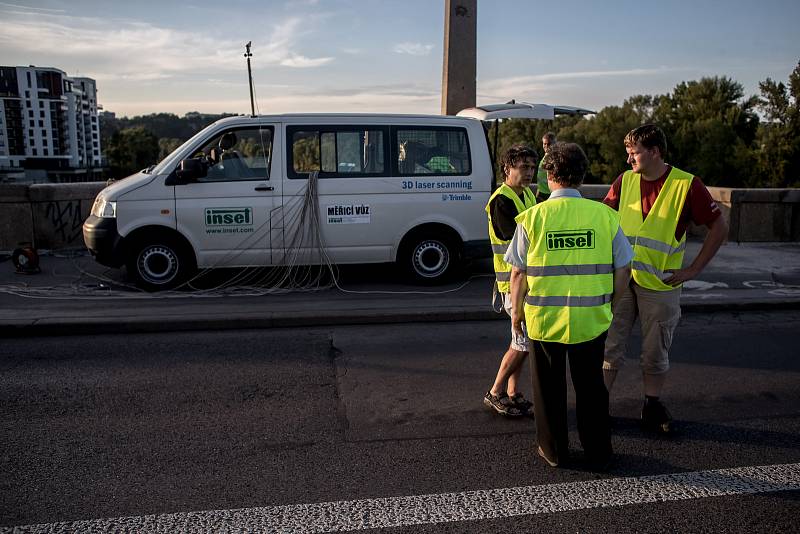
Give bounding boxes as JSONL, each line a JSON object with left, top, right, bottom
{"left": 254, "top": 185, "right": 274, "bottom": 192}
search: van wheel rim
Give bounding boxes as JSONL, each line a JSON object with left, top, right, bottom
{"left": 138, "top": 246, "right": 178, "bottom": 284}
{"left": 413, "top": 240, "right": 448, "bottom": 278}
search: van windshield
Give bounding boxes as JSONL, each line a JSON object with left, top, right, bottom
{"left": 149, "top": 127, "right": 216, "bottom": 176}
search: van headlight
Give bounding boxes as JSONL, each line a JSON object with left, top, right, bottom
{"left": 91, "top": 197, "right": 117, "bottom": 218}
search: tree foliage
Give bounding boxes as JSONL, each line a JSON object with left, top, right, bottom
{"left": 100, "top": 112, "right": 238, "bottom": 179}
{"left": 652, "top": 76, "right": 759, "bottom": 186}
{"left": 99, "top": 63, "right": 800, "bottom": 187}
{"left": 488, "top": 66, "right": 800, "bottom": 188}
{"left": 756, "top": 61, "right": 800, "bottom": 187}
{"left": 104, "top": 127, "right": 159, "bottom": 178}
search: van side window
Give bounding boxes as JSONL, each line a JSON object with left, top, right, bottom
{"left": 395, "top": 127, "right": 471, "bottom": 176}
{"left": 194, "top": 127, "right": 273, "bottom": 182}
{"left": 288, "top": 126, "right": 387, "bottom": 179}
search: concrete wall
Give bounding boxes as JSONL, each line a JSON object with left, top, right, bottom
{"left": 0, "top": 182, "right": 105, "bottom": 251}
{"left": 0, "top": 183, "right": 798, "bottom": 252}
{"left": 577, "top": 184, "right": 800, "bottom": 243}
{"left": 708, "top": 187, "right": 800, "bottom": 242}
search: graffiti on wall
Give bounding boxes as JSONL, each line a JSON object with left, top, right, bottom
{"left": 45, "top": 199, "right": 84, "bottom": 245}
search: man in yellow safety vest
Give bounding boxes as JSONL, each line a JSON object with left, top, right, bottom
{"left": 507, "top": 142, "right": 633, "bottom": 469}
{"left": 483, "top": 145, "right": 538, "bottom": 417}
{"left": 602, "top": 124, "right": 728, "bottom": 435}
{"left": 535, "top": 132, "right": 556, "bottom": 202}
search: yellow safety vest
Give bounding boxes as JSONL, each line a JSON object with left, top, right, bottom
{"left": 619, "top": 167, "right": 692, "bottom": 291}
{"left": 536, "top": 164, "right": 550, "bottom": 196}
{"left": 516, "top": 196, "right": 618, "bottom": 344}
{"left": 485, "top": 183, "right": 536, "bottom": 292}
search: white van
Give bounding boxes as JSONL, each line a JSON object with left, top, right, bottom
{"left": 83, "top": 104, "right": 591, "bottom": 291}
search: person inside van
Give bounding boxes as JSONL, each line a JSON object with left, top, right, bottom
{"left": 207, "top": 131, "right": 251, "bottom": 180}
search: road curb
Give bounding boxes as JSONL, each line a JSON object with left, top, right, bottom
{"left": 2, "top": 299, "right": 799, "bottom": 337}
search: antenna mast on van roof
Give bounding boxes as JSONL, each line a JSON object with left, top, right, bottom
{"left": 244, "top": 41, "right": 255, "bottom": 117}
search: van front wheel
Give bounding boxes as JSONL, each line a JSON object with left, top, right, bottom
{"left": 401, "top": 233, "right": 460, "bottom": 284}
{"left": 126, "top": 236, "right": 195, "bottom": 291}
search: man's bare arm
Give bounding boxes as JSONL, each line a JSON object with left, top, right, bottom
{"left": 510, "top": 266, "right": 528, "bottom": 336}
{"left": 612, "top": 265, "right": 631, "bottom": 308}
{"left": 663, "top": 216, "right": 728, "bottom": 286}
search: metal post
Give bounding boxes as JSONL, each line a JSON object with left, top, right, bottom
{"left": 244, "top": 42, "right": 255, "bottom": 117}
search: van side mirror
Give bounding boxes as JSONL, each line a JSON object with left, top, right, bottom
{"left": 174, "top": 158, "right": 207, "bottom": 183}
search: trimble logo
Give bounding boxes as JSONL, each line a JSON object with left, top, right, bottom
{"left": 205, "top": 207, "right": 252, "bottom": 226}
{"left": 546, "top": 229, "right": 595, "bottom": 250}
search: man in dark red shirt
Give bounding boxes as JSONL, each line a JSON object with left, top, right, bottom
{"left": 602, "top": 124, "right": 728, "bottom": 435}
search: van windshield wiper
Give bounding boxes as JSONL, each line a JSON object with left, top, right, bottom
{"left": 142, "top": 165, "right": 155, "bottom": 174}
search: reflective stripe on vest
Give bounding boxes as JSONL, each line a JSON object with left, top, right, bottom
{"left": 526, "top": 263, "right": 614, "bottom": 276}
{"left": 515, "top": 196, "right": 618, "bottom": 344}
{"left": 626, "top": 235, "right": 687, "bottom": 256}
{"left": 525, "top": 293, "right": 613, "bottom": 307}
{"left": 619, "top": 167, "right": 692, "bottom": 291}
{"left": 485, "top": 184, "right": 536, "bottom": 292}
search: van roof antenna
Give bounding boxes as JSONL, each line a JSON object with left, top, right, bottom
{"left": 244, "top": 41, "right": 255, "bottom": 117}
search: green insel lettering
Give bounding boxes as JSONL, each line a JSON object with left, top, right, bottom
{"left": 205, "top": 208, "right": 253, "bottom": 226}
{"left": 546, "top": 229, "right": 595, "bottom": 250}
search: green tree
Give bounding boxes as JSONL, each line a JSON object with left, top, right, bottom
{"left": 158, "top": 137, "right": 183, "bottom": 160}
{"left": 652, "top": 76, "right": 759, "bottom": 186}
{"left": 105, "top": 127, "right": 160, "bottom": 178}
{"left": 756, "top": 61, "right": 800, "bottom": 187}
{"left": 559, "top": 95, "right": 656, "bottom": 183}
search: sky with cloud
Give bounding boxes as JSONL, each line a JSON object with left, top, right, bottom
{"left": 1, "top": 0, "right": 798, "bottom": 118}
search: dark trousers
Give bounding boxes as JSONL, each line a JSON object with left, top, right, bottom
{"left": 530, "top": 331, "right": 612, "bottom": 463}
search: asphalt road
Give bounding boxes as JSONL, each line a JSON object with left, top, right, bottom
{"left": 2, "top": 310, "right": 799, "bottom": 532}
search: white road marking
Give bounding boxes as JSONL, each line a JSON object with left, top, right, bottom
{"left": 683, "top": 280, "right": 729, "bottom": 290}
{"left": 4, "top": 463, "right": 800, "bottom": 533}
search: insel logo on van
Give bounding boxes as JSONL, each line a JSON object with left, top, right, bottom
{"left": 205, "top": 207, "right": 253, "bottom": 226}
{"left": 327, "top": 204, "right": 370, "bottom": 224}
{"left": 546, "top": 230, "right": 595, "bottom": 250}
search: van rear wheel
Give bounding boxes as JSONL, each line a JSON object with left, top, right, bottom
{"left": 126, "top": 235, "right": 195, "bottom": 291}
{"left": 401, "top": 233, "right": 460, "bottom": 284}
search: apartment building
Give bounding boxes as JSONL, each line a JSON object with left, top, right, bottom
{"left": 0, "top": 65, "right": 103, "bottom": 182}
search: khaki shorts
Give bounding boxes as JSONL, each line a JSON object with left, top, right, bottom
{"left": 603, "top": 281, "right": 681, "bottom": 375}
{"left": 502, "top": 292, "right": 530, "bottom": 352}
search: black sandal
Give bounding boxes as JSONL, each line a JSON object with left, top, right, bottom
{"left": 509, "top": 393, "right": 535, "bottom": 416}
{"left": 483, "top": 391, "right": 523, "bottom": 416}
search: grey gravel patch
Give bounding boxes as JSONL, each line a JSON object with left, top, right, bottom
{"left": 4, "top": 463, "right": 800, "bottom": 533}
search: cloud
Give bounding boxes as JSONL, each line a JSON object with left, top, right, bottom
{"left": 0, "top": 10, "right": 334, "bottom": 85}
{"left": 103, "top": 82, "right": 441, "bottom": 117}
{"left": 257, "top": 16, "right": 334, "bottom": 68}
{"left": 0, "top": 2, "right": 65, "bottom": 13}
{"left": 280, "top": 55, "right": 334, "bottom": 68}
{"left": 393, "top": 42, "right": 435, "bottom": 56}
{"left": 479, "top": 67, "right": 675, "bottom": 100}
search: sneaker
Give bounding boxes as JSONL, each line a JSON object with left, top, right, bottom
{"left": 641, "top": 399, "right": 674, "bottom": 435}
{"left": 483, "top": 391, "right": 523, "bottom": 417}
{"left": 509, "top": 392, "right": 535, "bottom": 417}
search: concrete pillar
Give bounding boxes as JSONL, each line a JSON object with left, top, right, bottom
{"left": 441, "top": 0, "right": 477, "bottom": 115}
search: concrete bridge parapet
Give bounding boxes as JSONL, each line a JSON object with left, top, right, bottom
{"left": 0, "top": 182, "right": 105, "bottom": 251}
{"left": 1, "top": 183, "right": 798, "bottom": 253}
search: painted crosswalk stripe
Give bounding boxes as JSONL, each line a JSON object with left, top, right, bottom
{"left": 5, "top": 462, "right": 800, "bottom": 533}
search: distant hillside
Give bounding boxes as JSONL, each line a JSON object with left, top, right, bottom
{"left": 100, "top": 111, "right": 239, "bottom": 142}
{"left": 99, "top": 111, "right": 240, "bottom": 179}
